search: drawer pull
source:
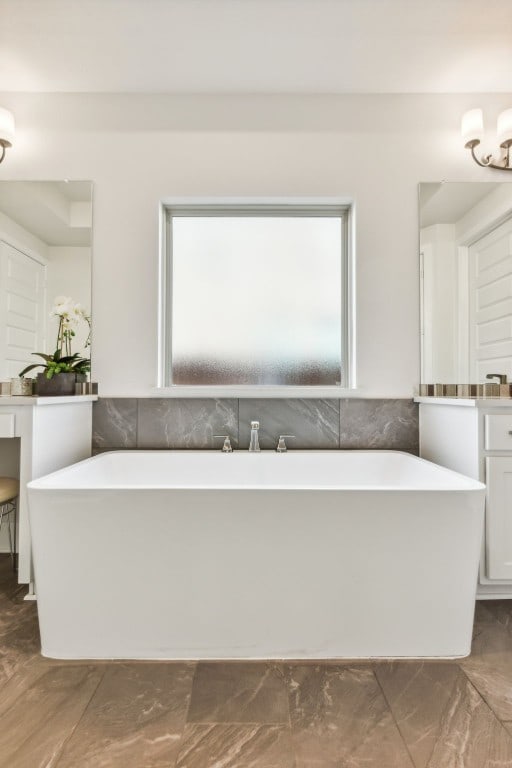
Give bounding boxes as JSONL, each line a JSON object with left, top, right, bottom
{"left": 508, "top": 431, "right": 512, "bottom": 435}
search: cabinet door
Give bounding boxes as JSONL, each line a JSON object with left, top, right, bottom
{"left": 486, "top": 457, "right": 512, "bottom": 580}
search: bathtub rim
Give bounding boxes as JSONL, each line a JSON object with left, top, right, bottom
{"left": 27, "top": 448, "right": 485, "bottom": 493}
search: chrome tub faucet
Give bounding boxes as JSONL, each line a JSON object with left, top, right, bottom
{"left": 249, "top": 421, "right": 260, "bottom": 452}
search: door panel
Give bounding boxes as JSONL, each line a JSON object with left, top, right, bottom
{"left": 0, "top": 241, "right": 46, "bottom": 379}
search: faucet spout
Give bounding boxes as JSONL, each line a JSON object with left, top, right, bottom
{"left": 249, "top": 421, "right": 260, "bottom": 452}
{"left": 486, "top": 373, "right": 508, "bottom": 385}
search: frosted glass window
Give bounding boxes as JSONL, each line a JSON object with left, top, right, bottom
{"left": 166, "top": 210, "right": 348, "bottom": 386}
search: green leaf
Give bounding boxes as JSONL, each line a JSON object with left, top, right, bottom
{"left": 31, "top": 352, "right": 52, "bottom": 362}
{"left": 18, "top": 363, "right": 43, "bottom": 377}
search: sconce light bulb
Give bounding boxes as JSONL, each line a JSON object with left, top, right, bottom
{"left": 0, "top": 107, "right": 15, "bottom": 147}
{"left": 461, "top": 108, "right": 484, "bottom": 148}
{"left": 497, "top": 108, "right": 512, "bottom": 148}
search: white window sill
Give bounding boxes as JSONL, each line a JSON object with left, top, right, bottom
{"left": 151, "top": 385, "right": 357, "bottom": 398}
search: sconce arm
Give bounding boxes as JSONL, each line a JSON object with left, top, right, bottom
{"left": 469, "top": 141, "right": 512, "bottom": 171}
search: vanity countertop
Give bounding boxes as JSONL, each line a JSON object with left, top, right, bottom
{"left": 414, "top": 397, "right": 512, "bottom": 408}
{"left": 0, "top": 395, "right": 98, "bottom": 406}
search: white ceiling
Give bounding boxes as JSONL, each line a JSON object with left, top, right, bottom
{"left": 1, "top": 0, "right": 512, "bottom": 94}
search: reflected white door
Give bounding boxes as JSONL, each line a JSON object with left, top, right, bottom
{"left": 0, "top": 241, "right": 46, "bottom": 380}
{"left": 469, "top": 216, "right": 512, "bottom": 382}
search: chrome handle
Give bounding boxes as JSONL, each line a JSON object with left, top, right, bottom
{"left": 487, "top": 373, "right": 508, "bottom": 384}
{"left": 213, "top": 435, "right": 233, "bottom": 452}
{"left": 276, "top": 435, "right": 296, "bottom": 452}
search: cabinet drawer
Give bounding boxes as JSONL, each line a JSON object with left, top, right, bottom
{"left": 0, "top": 413, "right": 15, "bottom": 437}
{"left": 485, "top": 415, "right": 512, "bottom": 450}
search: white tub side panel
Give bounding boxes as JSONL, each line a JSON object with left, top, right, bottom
{"left": 419, "top": 404, "right": 480, "bottom": 480}
{"left": 28, "top": 488, "right": 484, "bottom": 660}
{"left": 18, "top": 403, "right": 93, "bottom": 585}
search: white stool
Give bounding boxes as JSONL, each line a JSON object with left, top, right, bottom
{"left": 0, "top": 477, "right": 19, "bottom": 571}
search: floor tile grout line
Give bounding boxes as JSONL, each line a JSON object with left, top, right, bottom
{"left": 281, "top": 665, "right": 299, "bottom": 768}
{"left": 51, "top": 666, "right": 107, "bottom": 768}
{"left": 185, "top": 719, "right": 292, "bottom": 726}
{"left": 373, "top": 666, "right": 419, "bottom": 768}
{"left": 168, "top": 662, "right": 198, "bottom": 768}
{"left": 183, "top": 662, "right": 200, "bottom": 726}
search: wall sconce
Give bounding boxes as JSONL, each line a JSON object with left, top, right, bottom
{"left": 462, "top": 108, "right": 512, "bottom": 171}
{"left": 0, "top": 107, "right": 15, "bottom": 164}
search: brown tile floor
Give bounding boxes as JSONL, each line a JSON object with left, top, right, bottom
{"left": 1, "top": 553, "right": 512, "bottom": 767}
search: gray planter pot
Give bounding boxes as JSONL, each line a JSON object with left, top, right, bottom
{"left": 36, "top": 372, "right": 76, "bottom": 396}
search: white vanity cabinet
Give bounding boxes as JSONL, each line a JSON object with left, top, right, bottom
{"left": 417, "top": 397, "right": 512, "bottom": 597}
{"left": 0, "top": 395, "right": 96, "bottom": 594}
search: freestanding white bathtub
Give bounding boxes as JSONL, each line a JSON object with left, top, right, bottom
{"left": 28, "top": 450, "right": 485, "bottom": 660}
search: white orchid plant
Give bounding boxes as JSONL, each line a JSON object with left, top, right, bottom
{"left": 19, "top": 296, "right": 91, "bottom": 379}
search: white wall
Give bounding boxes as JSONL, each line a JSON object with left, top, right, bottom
{"left": 420, "top": 224, "right": 458, "bottom": 382}
{"left": 1, "top": 92, "right": 511, "bottom": 397}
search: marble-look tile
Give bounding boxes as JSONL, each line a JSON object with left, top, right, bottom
{"left": 378, "top": 660, "right": 512, "bottom": 767}
{"left": 238, "top": 399, "right": 339, "bottom": 450}
{"left": 3, "top": 554, "right": 512, "bottom": 768}
{"left": 137, "top": 399, "right": 238, "bottom": 449}
{"left": 475, "top": 598, "right": 512, "bottom": 631}
{"left": 424, "top": 673, "right": 512, "bottom": 766}
{"left": 460, "top": 606, "right": 512, "bottom": 721}
{"left": 0, "top": 665, "right": 104, "bottom": 768}
{"left": 0, "top": 596, "right": 40, "bottom": 683}
{"left": 92, "top": 398, "right": 137, "bottom": 449}
{"left": 339, "top": 398, "right": 418, "bottom": 453}
{"left": 187, "top": 663, "right": 289, "bottom": 724}
{"left": 285, "top": 665, "right": 413, "bottom": 767}
{"left": 55, "top": 663, "right": 195, "bottom": 768}
{"left": 0, "top": 653, "right": 53, "bottom": 718}
{"left": 473, "top": 599, "right": 496, "bottom": 626}
{"left": 175, "top": 723, "right": 295, "bottom": 768}
{"left": 375, "top": 662, "right": 466, "bottom": 768}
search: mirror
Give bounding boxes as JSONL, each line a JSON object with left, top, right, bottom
{"left": 419, "top": 182, "right": 512, "bottom": 384}
{"left": 0, "top": 181, "right": 92, "bottom": 380}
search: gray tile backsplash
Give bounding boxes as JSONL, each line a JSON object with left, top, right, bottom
{"left": 137, "top": 399, "right": 238, "bottom": 449}
{"left": 239, "top": 399, "right": 339, "bottom": 450}
{"left": 92, "top": 398, "right": 137, "bottom": 449}
{"left": 92, "top": 398, "right": 418, "bottom": 454}
{"left": 339, "top": 398, "right": 419, "bottom": 454}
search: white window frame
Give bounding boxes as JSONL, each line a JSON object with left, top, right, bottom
{"left": 156, "top": 198, "right": 356, "bottom": 397}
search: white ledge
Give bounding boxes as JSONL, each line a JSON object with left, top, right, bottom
{"left": 0, "top": 395, "right": 98, "bottom": 406}
{"left": 414, "top": 397, "right": 512, "bottom": 408}
{"left": 151, "top": 385, "right": 358, "bottom": 399}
